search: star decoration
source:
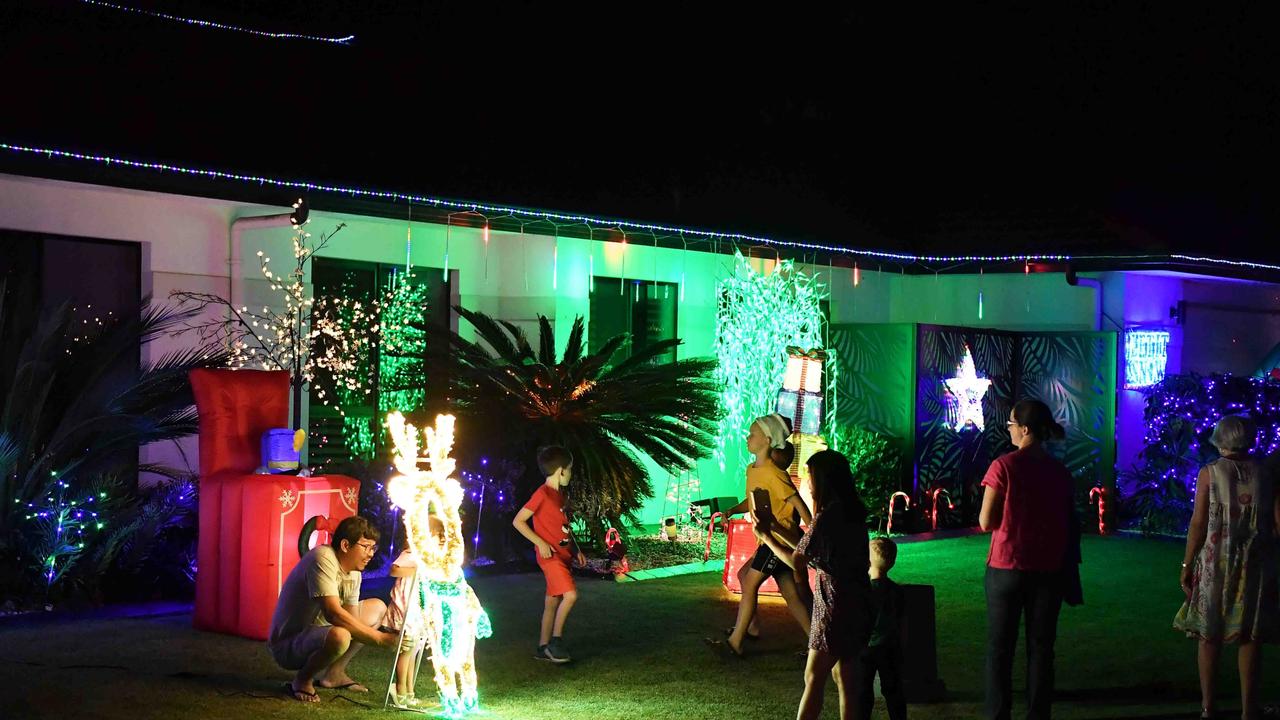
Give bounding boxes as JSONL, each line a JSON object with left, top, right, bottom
{"left": 943, "top": 344, "right": 991, "bottom": 432}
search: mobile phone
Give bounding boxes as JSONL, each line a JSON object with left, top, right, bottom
{"left": 751, "top": 488, "right": 773, "bottom": 518}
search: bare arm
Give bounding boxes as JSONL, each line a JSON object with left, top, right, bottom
{"left": 1180, "top": 467, "right": 1212, "bottom": 597}
{"left": 388, "top": 564, "right": 414, "bottom": 579}
{"left": 756, "top": 525, "right": 801, "bottom": 570}
{"left": 766, "top": 513, "right": 805, "bottom": 550}
{"left": 319, "top": 595, "right": 393, "bottom": 647}
{"left": 979, "top": 484, "right": 1003, "bottom": 532}
{"left": 512, "top": 507, "right": 552, "bottom": 559}
{"left": 786, "top": 492, "right": 813, "bottom": 526}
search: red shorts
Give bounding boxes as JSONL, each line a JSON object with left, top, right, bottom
{"left": 538, "top": 552, "right": 575, "bottom": 597}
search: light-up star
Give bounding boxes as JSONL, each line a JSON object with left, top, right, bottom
{"left": 943, "top": 344, "right": 991, "bottom": 432}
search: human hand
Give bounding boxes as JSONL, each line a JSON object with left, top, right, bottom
{"left": 538, "top": 541, "right": 553, "bottom": 559}
{"left": 1180, "top": 564, "right": 1194, "bottom": 599}
{"left": 575, "top": 551, "right": 587, "bottom": 567}
{"left": 376, "top": 630, "right": 399, "bottom": 648}
{"left": 751, "top": 509, "right": 773, "bottom": 532}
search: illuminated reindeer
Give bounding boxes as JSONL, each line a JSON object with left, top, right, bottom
{"left": 386, "top": 412, "right": 492, "bottom": 717}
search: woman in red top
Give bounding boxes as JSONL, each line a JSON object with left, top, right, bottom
{"left": 979, "top": 399, "right": 1073, "bottom": 720}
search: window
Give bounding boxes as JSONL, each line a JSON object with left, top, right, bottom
{"left": 309, "top": 259, "right": 451, "bottom": 464}
{"left": 589, "top": 278, "right": 678, "bottom": 364}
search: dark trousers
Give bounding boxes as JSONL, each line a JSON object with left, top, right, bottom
{"left": 985, "top": 566, "right": 1063, "bottom": 720}
{"left": 855, "top": 642, "right": 907, "bottom": 720}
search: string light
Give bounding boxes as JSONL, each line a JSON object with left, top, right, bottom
{"left": 170, "top": 215, "right": 376, "bottom": 426}
{"left": 1136, "top": 374, "right": 1280, "bottom": 526}
{"left": 1124, "top": 329, "right": 1171, "bottom": 389}
{"left": 0, "top": 143, "right": 1135, "bottom": 267}
{"left": 6, "top": 142, "right": 1280, "bottom": 274}
{"left": 24, "top": 474, "right": 107, "bottom": 588}
{"left": 78, "top": 0, "right": 355, "bottom": 44}
{"left": 978, "top": 268, "right": 984, "bottom": 320}
{"left": 385, "top": 413, "right": 492, "bottom": 718}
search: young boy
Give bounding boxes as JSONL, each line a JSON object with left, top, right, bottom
{"left": 860, "top": 536, "right": 907, "bottom": 720}
{"left": 512, "top": 445, "right": 585, "bottom": 664}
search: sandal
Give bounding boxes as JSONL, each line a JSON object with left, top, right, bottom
{"left": 724, "top": 626, "right": 761, "bottom": 641}
{"left": 703, "top": 636, "right": 745, "bottom": 659}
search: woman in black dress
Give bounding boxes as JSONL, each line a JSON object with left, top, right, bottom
{"left": 755, "top": 449, "right": 874, "bottom": 720}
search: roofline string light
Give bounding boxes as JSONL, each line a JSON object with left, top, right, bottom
{"left": 78, "top": 0, "right": 356, "bottom": 44}
{"left": 4, "top": 141, "right": 1280, "bottom": 273}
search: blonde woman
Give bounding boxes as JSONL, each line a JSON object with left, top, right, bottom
{"left": 1175, "top": 415, "right": 1280, "bottom": 720}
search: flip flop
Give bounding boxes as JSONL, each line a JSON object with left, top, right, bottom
{"left": 284, "top": 682, "right": 319, "bottom": 703}
{"left": 724, "top": 626, "right": 761, "bottom": 641}
{"left": 704, "top": 636, "right": 745, "bottom": 659}
{"left": 321, "top": 681, "right": 369, "bottom": 693}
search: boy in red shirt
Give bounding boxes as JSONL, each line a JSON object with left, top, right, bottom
{"left": 512, "top": 446, "right": 586, "bottom": 663}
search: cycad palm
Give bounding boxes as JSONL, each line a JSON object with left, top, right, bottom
{"left": 432, "top": 307, "right": 720, "bottom": 533}
{"left": 0, "top": 281, "right": 226, "bottom": 564}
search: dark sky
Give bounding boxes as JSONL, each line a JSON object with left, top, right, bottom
{"left": 3, "top": 1, "right": 1278, "bottom": 260}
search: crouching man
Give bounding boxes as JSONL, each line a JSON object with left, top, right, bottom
{"left": 268, "top": 516, "right": 397, "bottom": 702}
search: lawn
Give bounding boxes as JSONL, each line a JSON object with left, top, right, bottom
{"left": 2, "top": 534, "right": 1273, "bottom": 719}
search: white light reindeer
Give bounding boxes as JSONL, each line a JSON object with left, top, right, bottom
{"left": 385, "top": 412, "right": 492, "bottom": 717}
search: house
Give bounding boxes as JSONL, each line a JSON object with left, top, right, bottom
{"left": 3, "top": 146, "right": 1278, "bottom": 527}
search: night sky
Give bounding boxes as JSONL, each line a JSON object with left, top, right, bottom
{"left": 3, "top": 1, "right": 1278, "bottom": 261}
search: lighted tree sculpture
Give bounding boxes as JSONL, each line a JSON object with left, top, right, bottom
{"left": 385, "top": 412, "right": 491, "bottom": 718}
{"left": 171, "top": 215, "right": 374, "bottom": 429}
{"left": 713, "top": 252, "right": 826, "bottom": 469}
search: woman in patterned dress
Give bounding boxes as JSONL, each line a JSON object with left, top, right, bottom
{"left": 1175, "top": 415, "right": 1280, "bottom": 720}
{"left": 754, "top": 449, "right": 874, "bottom": 720}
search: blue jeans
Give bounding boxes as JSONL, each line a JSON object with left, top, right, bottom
{"left": 985, "top": 566, "right": 1063, "bottom": 720}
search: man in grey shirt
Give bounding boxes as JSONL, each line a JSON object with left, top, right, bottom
{"left": 269, "top": 516, "right": 397, "bottom": 702}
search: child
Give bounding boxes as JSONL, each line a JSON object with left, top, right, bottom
{"left": 729, "top": 438, "right": 801, "bottom": 640}
{"left": 383, "top": 515, "right": 450, "bottom": 707}
{"left": 754, "top": 449, "right": 874, "bottom": 720}
{"left": 512, "top": 445, "right": 586, "bottom": 664}
{"left": 861, "top": 536, "right": 907, "bottom": 720}
{"left": 723, "top": 414, "right": 813, "bottom": 656}
{"left": 384, "top": 526, "right": 421, "bottom": 707}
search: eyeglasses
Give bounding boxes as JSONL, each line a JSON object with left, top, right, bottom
{"left": 355, "top": 541, "right": 379, "bottom": 554}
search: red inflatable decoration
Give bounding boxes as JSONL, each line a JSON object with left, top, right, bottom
{"left": 190, "top": 369, "right": 359, "bottom": 640}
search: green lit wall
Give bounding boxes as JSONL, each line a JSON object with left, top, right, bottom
{"left": 237, "top": 212, "right": 1104, "bottom": 527}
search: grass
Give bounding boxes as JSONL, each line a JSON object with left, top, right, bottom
{"left": 2, "top": 534, "right": 1275, "bottom": 719}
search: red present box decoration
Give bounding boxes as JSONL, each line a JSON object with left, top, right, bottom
{"left": 721, "top": 518, "right": 816, "bottom": 595}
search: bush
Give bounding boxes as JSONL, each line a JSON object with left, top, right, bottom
{"left": 828, "top": 425, "right": 904, "bottom": 526}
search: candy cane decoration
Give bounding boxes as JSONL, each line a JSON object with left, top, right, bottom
{"left": 1089, "top": 486, "right": 1110, "bottom": 535}
{"left": 929, "top": 488, "right": 955, "bottom": 532}
{"left": 704, "top": 512, "right": 724, "bottom": 562}
{"left": 886, "top": 492, "right": 912, "bottom": 535}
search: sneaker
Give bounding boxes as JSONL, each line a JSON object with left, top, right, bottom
{"left": 534, "top": 644, "right": 550, "bottom": 660}
{"left": 544, "top": 639, "right": 571, "bottom": 664}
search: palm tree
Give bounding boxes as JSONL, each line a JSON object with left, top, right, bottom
{"left": 427, "top": 307, "right": 721, "bottom": 537}
{"left": 0, "top": 279, "right": 226, "bottom": 592}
